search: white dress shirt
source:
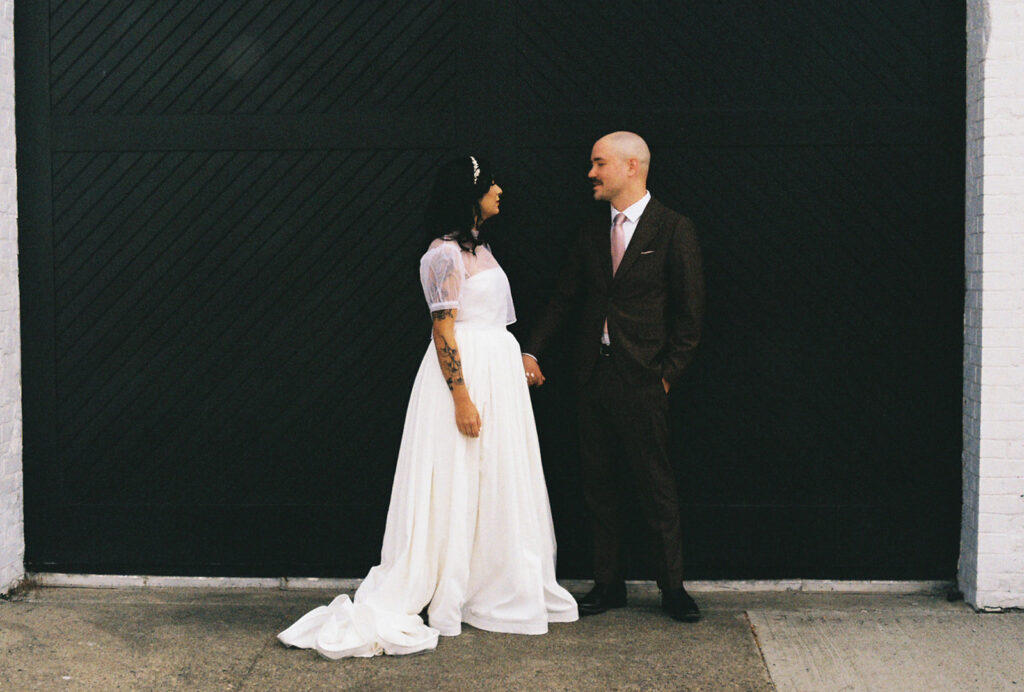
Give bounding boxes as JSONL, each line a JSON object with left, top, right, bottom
{"left": 610, "top": 190, "right": 651, "bottom": 249}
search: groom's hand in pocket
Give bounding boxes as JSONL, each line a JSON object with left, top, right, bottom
{"left": 522, "top": 354, "right": 546, "bottom": 387}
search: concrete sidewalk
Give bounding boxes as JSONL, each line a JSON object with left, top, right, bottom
{"left": 1, "top": 585, "right": 1021, "bottom": 691}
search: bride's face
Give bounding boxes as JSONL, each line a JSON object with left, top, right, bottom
{"left": 477, "top": 182, "right": 503, "bottom": 222}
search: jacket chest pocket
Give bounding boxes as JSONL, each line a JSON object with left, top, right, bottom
{"left": 622, "top": 249, "right": 663, "bottom": 288}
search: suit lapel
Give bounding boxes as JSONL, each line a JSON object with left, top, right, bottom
{"left": 613, "top": 197, "right": 661, "bottom": 283}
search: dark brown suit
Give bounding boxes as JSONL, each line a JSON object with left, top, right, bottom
{"left": 527, "top": 196, "right": 704, "bottom": 589}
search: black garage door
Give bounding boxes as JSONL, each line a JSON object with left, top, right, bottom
{"left": 17, "top": 1, "right": 965, "bottom": 578}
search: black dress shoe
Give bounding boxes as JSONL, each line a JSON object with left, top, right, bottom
{"left": 576, "top": 582, "right": 627, "bottom": 616}
{"left": 662, "top": 587, "right": 701, "bottom": 622}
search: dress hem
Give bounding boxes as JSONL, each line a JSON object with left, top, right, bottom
{"left": 431, "top": 608, "right": 579, "bottom": 637}
{"left": 463, "top": 612, "right": 549, "bottom": 635}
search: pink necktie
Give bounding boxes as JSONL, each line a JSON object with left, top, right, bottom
{"left": 610, "top": 212, "right": 627, "bottom": 276}
{"left": 603, "top": 213, "right": 628, "bottom": 343}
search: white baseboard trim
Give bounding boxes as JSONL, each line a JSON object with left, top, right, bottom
{"left": 25, "top": 572, "right": 953, "bottom": 594}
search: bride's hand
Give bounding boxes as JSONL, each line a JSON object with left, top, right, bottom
{"left": 455, "top": 398, "right": 482, "bottom": 437}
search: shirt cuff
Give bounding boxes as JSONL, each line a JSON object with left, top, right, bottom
{"left": 522, "top": 353, "right": 538, "bottom": 362}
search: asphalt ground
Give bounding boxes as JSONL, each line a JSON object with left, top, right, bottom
{"left": 1, "top": 585, "right": 1021, "bottom": 691}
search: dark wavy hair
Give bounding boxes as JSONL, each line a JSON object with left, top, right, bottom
{"left": 424, "top": 155, "right": 495, "bottom": 253}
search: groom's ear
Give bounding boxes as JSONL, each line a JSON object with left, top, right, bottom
{"left": 626, "top": 157, "right": 640, "bottom": 176}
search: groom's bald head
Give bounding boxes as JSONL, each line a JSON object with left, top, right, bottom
{"left": 596, "top": 131, "right": 651, "bottom": 177}
{"left": 589, "top": 131, "right": 651, "bottom": 208}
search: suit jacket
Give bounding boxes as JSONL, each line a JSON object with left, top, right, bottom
{"left": 526, "top": 197, "right": 704, "bottom": 387}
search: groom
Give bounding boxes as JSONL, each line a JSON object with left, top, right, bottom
{"left": 523, "top": 131, "right": 705, "bottom": 622}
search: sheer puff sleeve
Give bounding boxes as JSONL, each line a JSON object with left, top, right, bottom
{"left": 419, "top": 241, "right": 466, "bottom": 313}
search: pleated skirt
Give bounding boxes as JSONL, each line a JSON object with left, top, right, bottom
{"left": 277, "top": 325, "right": 578, "bottom": 658}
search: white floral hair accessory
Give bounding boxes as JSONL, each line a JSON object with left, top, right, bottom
{"left": 469, "top": 155, "right": 480, "bottom": 184}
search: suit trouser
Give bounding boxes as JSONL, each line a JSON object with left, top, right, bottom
{"left": 578, "top": 354, "right": 685, "bottom": 590}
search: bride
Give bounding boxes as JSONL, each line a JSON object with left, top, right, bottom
{"left": 277, "top": 156, "right": 578, "bottom": 658}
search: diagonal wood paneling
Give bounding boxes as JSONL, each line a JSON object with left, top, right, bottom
{"left": 515, "top": 0, "right": 944, "bottom": 111}
{"left": 20, "top": 1, "right": 964, "bottom": 577}
{"left": 50, "top": 0, "right": 457, "bottom": 115}
{"left": 52, "top": 149, "right": 441, "bottom": 510}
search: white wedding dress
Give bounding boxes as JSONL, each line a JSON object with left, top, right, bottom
{"left": 277, "top": 238, "right": 578, "bottom": 659}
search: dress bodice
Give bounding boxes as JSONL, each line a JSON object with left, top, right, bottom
{"left": 419, "top": 240, "right": 516, "bottom": 328}
{"left": 452, "top": 268, "right": 516, "bottom": 327}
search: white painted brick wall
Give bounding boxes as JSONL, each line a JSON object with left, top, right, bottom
{"left": 959, "top": 0, "right": 1024, "bottom": 610}
{"left": 0, "top": 0, "right": 20, "bottom": 595}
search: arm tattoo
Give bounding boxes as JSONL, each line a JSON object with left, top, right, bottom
{"left": 431, "top": 310, "right": 464, "bottom": 390}
{"left": 436, "top": 333, "right": 465, "bottom": 390}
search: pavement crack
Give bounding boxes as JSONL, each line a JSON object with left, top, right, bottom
{"left": 235, "top": 636, "right": 275, "bottom": 691}
{"left": 745, "top": 611, "right": 778, "bottom": 691}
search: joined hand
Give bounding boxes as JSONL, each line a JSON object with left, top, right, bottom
{"left": 523, "top": 355, "right": 546, "bottom": 387}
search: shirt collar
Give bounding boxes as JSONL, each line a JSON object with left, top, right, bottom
{"left": 611, "top": 191, "right": 652, "bottom": 224}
